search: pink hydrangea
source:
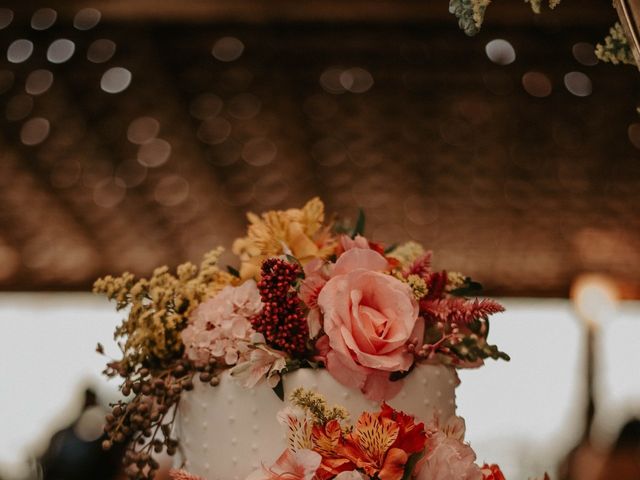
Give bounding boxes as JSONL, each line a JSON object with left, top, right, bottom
{"left": 415, "top": 431, "right": 482, "bottom": 480}
{"left": 181, "top": 280, "right": 263, "bottom": 367}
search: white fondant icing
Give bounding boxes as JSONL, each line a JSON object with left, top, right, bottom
{"left": 176, "top": 364, "right": 457, "bottom": 480}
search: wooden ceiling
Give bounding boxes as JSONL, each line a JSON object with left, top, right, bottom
{"left": 10, "top": 0, "right": 618, "bottom": 25}
{"left": 0, "top": 0, "right": 639, "bottom": 296}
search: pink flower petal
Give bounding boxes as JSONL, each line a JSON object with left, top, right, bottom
{"left": 333, "top": 248, "right": 388, "bottom": 276}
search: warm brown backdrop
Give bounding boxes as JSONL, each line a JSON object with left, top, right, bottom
{"left": 0, "top": 0, "right": 639, "bottom": 296}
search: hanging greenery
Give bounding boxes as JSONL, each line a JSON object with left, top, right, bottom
{"left": 449, "top": 0, "right": 635, "bottom": 67}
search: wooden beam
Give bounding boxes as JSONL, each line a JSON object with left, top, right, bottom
{"left": 15, "top": 0, "right": 617, "bottom": 26}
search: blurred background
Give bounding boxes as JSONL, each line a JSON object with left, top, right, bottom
{"left": 1, "top": 0, "right": 639, "bottom": 479}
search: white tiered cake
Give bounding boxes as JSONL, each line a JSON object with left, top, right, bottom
{"left": 177, "top": 364, "right": 458, "bottom": 480}
{"left": 97, "top": 199, "right": 509, "bottom": 480}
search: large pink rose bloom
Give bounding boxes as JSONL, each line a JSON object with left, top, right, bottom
{"left": 316, "top": 247, "right": 423, "bottom": 401}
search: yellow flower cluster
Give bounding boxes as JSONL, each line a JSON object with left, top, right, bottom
{"left": 596, "top": 22, "right": 636, "bottom": 66}
{"left": 446, "top": 271, "right": 467, "bottom": 292}
{"left": 406, "top": 274, "right": 429, "bottom": 300}
{"left": 94, "top": 247, "right": 236, "bottom": 370}
{"left": 290, "top": 387, "right": 349, "bottom": 425}
{"left": 387, "top": 241, "right": 425, "bottom": 268}
{"left": 472, "top": 0, "right": 490, "bottom": 28}
{"left": 232, "top": 197, "right": 337, "bottom": 279}
{"left": 525, "top": 0, "right": 562, "bottom": 14}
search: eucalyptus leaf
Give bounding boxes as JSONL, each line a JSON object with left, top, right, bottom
{"left": 272, "top": 378, "right": 285, "bottom": 401}
{"left": 402, "top": 449, "right": 426, "bottom": 480}
{"left": 226, "top": 265, "right": 240, "bottom": 278}
{"left": 450, "top": 278, "right": 483, "bottom": 297}
{"left": 352, "top": 208, "right": 366, "bottom": 237}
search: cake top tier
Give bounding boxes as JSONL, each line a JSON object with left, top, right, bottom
{"left": 95, "top": 198, "right": 508, "bottom": 479}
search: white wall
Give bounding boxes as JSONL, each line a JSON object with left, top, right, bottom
{"left": 0, "top": 294, "right": 639, "bottom": 479}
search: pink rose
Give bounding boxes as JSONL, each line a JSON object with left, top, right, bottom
{"left": 316, "top": 248, "right": 423, "bottom": 401}
{"left": 340, "top": 234, "right": 371, "bottom": 251}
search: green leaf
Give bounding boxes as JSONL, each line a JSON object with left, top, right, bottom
{"left": 301, "top": 359, "right": 322, "bottom": 369}
{"left": 390, "top": 364, "right": 415, "bottom": 382}
{"left": 272, "top": 378, "right": 285, "bottom": 401}
{"left": 285, "top": 254, "right": 302, "bottom": 267}
{"left": 384, "top": 243, "right": 397, "bottom": 254}
{"left": 450, "top": 278, "right": 483, "bottom": 297}
{"left": 402, "top": 449, "right": 426, "bottom": 480}
{"left": 352, "top": 208, "right": 366, "bottom": 238}
{"left": 226, "top": 265, "right": 240, "bottom": 278}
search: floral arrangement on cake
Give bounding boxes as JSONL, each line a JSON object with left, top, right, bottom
{"left": 170, "top": 389, "right": 548, "bottom": 480}
{"left": 96, "top": 198, "right": 508, "bottom": 479}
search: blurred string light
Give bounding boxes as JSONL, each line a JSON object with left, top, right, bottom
{"left": 227, "top": 93, "right": 261, "bottom": 120}
{"left": 320, "top": 66, "right": 373, "bottom": 94}
{"left": 100, "top": 67, "right": 132, "bottom": 93}
{"left": 87, "top": 39, "right": 116, "bottom": 63}
{"left": 339, "top": 67, "right": 374, "bottom": 93}
{"left": 115, "top": 159, "right": 147, "bottom": 188}
{"left": 31, "top": 8, "right": 57, "bottom": 31}
{"left": 93, "top": 178, "right": 126, "bottom": 208}
{"left": 572, "top": 42, "right": 599, "bottom": 67}
{"left": 522, "top": 71, "right": 552, "bottom": 98}
{"left": 0, "top": 8, "right": 13, "bottom": 29}
{"left": 127, "top": 116, "right": 160, "bottom": 144}
{"left": 212, "top": 37, "right": 244, "bottom": 62}
{"left": 197, "top": 117, "right": 231, "bottom": 145}
{"left": 7, "top": 40, "right": 34, "bottom": 64}
{"left": 190, "top": 93, "right": 223, "bottom": 120}
{"left": 47, "top": 39, "right": 75, "bottom": 64}
{"left": 485, "top": 39, "right": 516, "bottom": 65}
{"left": 154, "top": 175, "right": 190, "bottom": 207}
{"left": 20, "top": 117, "right": 50, "bottom": 146}
{"left": 137, "top": 138, "right": 171, "bottom": 167}
{"left": 571, "top": 274, "right": 620, "bottom": 328}
{"left": 25, "top": 69, "right": 54, "bottom": 95}
{"left": 241, "top": 137, "right": 277, "bottom": 166}
{"left": 6, "top": 94, "right": 34, "bottom": 122}
{"left": 627, "top": 123, "right": 640, "bottom": 149}
{"left": 564, "top": 71, "right": 593, "bottom": 97}
{"left": 73, "top": 8, "right": 101, "bottom": 31}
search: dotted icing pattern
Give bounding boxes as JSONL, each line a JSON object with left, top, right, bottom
{"left": 176, "top": 364, "right": 457, "bottom": 480}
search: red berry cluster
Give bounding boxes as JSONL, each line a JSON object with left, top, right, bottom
{"left": 252, "top": 258, "right": 308, "bottom": 356}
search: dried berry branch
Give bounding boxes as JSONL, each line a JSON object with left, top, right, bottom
{"left": 96, "top": 248, "right": 236, "bottom": 479}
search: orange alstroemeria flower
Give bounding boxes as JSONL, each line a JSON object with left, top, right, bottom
{"left": 338, "top": 406, "right": 427, "bottom": 480}
{"left": 481, "top": 464, "right": 506, "bottom": 480}
{"left": 378, "top": 403, "right": 427, "bottom": 454}
{"left": 311, "top": 420, "right": 355, "bottom": 480}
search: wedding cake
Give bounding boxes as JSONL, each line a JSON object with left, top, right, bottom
{"left": 96, "top": 198, "right": 512, "bottom": 480}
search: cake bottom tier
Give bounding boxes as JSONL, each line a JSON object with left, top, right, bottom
{"left": 176, "top": 364, "right": 458, "bottom": 480}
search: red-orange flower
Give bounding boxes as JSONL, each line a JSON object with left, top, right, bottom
{"left": 311, "top": 420, "right": 355, "bottom": 480}
{"left": 481, "top": 464, "right": 506, "bottom": 480}
{"left": 337, "top": 406, "right": 427, "bottom": 480}
{"left": 378, "top": 403, "right": 427, "bottom": 454}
